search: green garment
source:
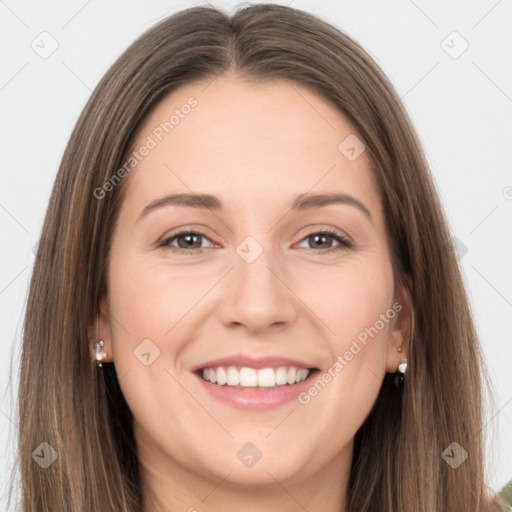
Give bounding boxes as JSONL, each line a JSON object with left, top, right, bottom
{"left": 498, "top": 479, "right": 512, "bottom": 511}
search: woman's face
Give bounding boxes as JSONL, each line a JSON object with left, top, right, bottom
{"left": 94, "top": 72, "right": 410, "bottom": 502}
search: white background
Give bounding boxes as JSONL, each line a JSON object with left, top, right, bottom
{"left": 1, "top": 0, "right": 511, "bottom": 508}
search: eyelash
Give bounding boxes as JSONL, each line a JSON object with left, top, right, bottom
{"left": 157, "top": 228, "right": 353, "bottom": 255}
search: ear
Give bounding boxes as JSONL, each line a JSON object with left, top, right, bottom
{"left": 385, "top": 277, "right": 412, "bottom": 373}
{"left": 89, "top": 295, "right": 113, "bottom": 364}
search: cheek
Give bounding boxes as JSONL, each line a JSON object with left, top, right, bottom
{"left": 300, "top": 263, "right": 393, "bottom": 400}
{"left": 300, "top": 259, "right": 394, "bottom": 346}
{"left": 297, "top": 261, "right": 394, "bottom": 400}
{"left": 105, "top": 255, "right": 203, "bottom": 443}
{"left": 108, "top": 253, "right": 208, "bottom": 343}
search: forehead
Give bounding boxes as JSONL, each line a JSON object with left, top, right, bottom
{"left": 122, "top": 73, "right": 382, "bottom": 220}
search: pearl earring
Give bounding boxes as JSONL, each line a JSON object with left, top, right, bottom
{"left": 93, "top": 340, "right": 107, "bottom": 367}
{"left": 393, "top": 353, "right": 407, "bottom": 389}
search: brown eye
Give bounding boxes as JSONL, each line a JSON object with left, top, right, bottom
{"left": 159, "top": 229, "right": 211, "bottom": 253}
{"left": 298, "top": 230, "right": 353, "bottom": 254}
{"left": 175, "top": 233, "right": 203, "bottom": 249}
{"left": 158, "top": 228, "right": 352, "bottom": 255}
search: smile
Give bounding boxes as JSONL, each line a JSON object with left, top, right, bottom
{"left": 198, "top": 365, "right": 311, "bottom": 389}
{"left": 193, "top": 365, "right": 320, "bottom": 410}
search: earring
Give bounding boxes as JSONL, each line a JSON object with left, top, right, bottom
{"left": 93, "top": 340, "right": 107, "bottom": 367}
{"left": 398, "top": 357, "right": 407, "bottom": 374}
{"left": 393, "top": 357, "right": 407, "bottom": 388}
{"left": 394, "top": 302, "right": 413, "bottom": 388}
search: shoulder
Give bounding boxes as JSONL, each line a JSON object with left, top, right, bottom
{"left": 497, "top": 479, "right": 512, "bottom": 511}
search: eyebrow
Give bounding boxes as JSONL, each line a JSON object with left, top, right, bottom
{"left": 136, "top": 192, "right": 372, "bottom": 223}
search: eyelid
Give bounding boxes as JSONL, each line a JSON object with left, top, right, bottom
{"left": 157, "top": 224, "right": 353, "bottom": 254}
{"left": 156, "top": 227, "right": 217, "bottom": 252}
{"left": 299, "top": 225, "right": 353, "bottom": 244}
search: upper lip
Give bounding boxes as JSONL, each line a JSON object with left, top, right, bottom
{"left": 190, "top": 354, "right": 318, "bottom": 372}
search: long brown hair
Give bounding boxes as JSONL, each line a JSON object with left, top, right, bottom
{"left": 10, "top": 3, "right": 501, "bottom": 511}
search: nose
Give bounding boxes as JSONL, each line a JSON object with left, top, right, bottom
{"left": 218, "top": 243, "right": 300, "bottom": 334}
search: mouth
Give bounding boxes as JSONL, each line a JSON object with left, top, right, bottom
{"left": 194, "top": 365, "right": 320, "bottom": 391}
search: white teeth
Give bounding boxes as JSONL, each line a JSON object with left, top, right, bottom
{"left": 216, "top": 366, "right": 227, "bottom": 386}
{"left": 275, "top": 367, "right": 288, "bottom": 385}
{"left": 200, "top": 366, "right": 311, "bottom": 387}
{"left": 287, "top": 367, "right": 296, "bottom": 385}
{"left": 240, "top": 367, "right": 258, "bottom": 386}
{"left": 257, "top": 368, "right": 275, "bottom": 387}
{"left": 226, "top": 366, "right": 240, "bottom": 386}
{"left": 297, "top": 369, "right": 309, "bottom": 382}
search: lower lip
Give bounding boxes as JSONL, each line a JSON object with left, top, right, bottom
{"left": 192, "top": 370, "right": 320, "bottom": 410}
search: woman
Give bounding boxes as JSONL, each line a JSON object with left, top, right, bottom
{"left": 12, "top": 3, "right": 511, "bottom": 511}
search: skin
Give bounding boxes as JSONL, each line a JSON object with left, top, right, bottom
{"left": 91, "top": 72, "right": 411, "bottom": 512}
